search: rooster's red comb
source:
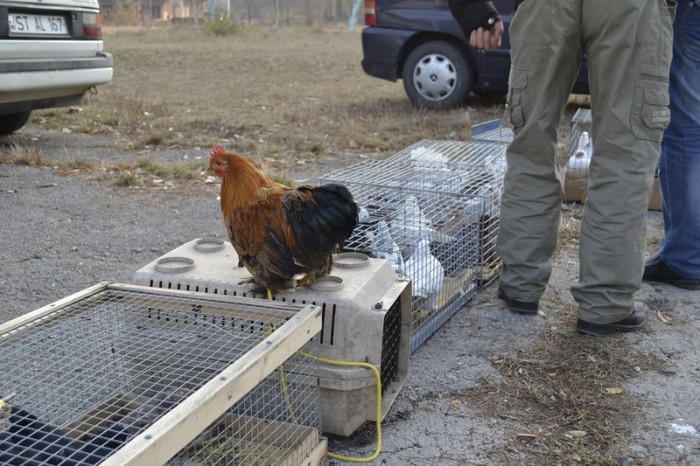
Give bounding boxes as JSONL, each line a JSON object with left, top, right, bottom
{"left": 210, "top": 145, "right": 226, "bottom": 161}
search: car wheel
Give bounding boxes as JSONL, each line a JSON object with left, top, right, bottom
{"left": 0, "top": 111, "right": 32, "bottom": 135}
{"left": 402, "top": 41, "right": 472, "bottom": 109}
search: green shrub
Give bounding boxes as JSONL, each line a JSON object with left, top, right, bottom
{"left": 204, "top": 17, "right": 240, "bottom": 36}
{"left": 116, "top": 173, "right": 138, "bottom": 186}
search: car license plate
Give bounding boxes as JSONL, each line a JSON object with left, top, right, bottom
{"left": 8, "top": 13, "right": 69, "bottom": 37}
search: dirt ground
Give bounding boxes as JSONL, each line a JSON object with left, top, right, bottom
{"left": 1, "top": 125, "right": 699, "bottom": 465}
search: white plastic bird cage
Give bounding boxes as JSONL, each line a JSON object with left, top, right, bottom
{"left": 132, "top": 239, "right": 412, "bottom": 437}
{"left": 0, "top": 282, "right": 326, "bottom": 466}
{"left": 564, "top": 108, "right": 593, "bottom": 203}
{"left": 563, "top": 108, "right": 661, "bottom": 209}
{"left": 319, "top": 138, "right": 506, "bottom": 352}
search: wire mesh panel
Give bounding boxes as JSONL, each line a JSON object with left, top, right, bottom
{"left": 319, "top": 139, "right": 506, "bottom": 351}
{"left": 471, "top": 119, "right": 514, "bottom": 144}
{"left": 0, "top": 283, "right": 323, "bottom": 466}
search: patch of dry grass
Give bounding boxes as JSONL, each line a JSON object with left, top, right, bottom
{"left": 1, "top": 143, "right": 96, "bottom": 172}
{"left": 1, "top": 143, "right": 48, "bottom": 167}
{"left": 35, "top": 24, "right": 505, "bottom": 165}
{"left": 461, "top": 307, "right": 662, "bottom": 464}
{"left": 554, "top": 205, "right": 584, "bottom": 260}
{"left": 101, "top": 156, "right": 203, "bottom": 187}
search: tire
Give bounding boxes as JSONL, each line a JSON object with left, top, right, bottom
{"left": 0, "top": 111, "right": 32, "bottom": 135}
{"left": 402, "top": 41, "right": 473, "bottom": 109}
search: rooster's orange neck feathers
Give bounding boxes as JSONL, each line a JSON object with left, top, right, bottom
{"left": 213, "top": 150, "right": 279, "bottom": 212}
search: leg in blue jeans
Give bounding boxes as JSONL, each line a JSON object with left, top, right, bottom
{"left": 658, "top": 0, "right": 700, "bottom": 279}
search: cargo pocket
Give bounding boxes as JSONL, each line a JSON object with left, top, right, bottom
{"left": 504, "top": 66, "right": 528, "bottom": 130}
{"left": 631, "top": 72, "right": 670, "bottom": 141}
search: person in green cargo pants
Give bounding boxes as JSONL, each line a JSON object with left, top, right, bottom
{"left": 496, "top": 0, "right": 675, "bottom": 336}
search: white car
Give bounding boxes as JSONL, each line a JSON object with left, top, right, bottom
{"left": 0, "top": 0, "right": 113, "bottom": 135}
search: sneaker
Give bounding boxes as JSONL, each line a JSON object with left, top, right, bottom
{"left": 576, "top": 308, "right": 647, "bottom": 336}
{"left": 643, "top": 255, "right": 700, "bottom": 290}
{"left": 497, "top": 288, "right": 539, "bottom": 314}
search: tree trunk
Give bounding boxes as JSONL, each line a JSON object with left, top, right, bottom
{"left": 335, "top": 0, "right": 343, "bottom": 22}
{"left": 304, "top": 0, "right": 313, "bottom": 26}
{"left": 273, "top": 0, "right": 280, "bottom": 29}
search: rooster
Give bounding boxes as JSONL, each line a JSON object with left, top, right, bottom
{"left": 209, "top": 146, "right": 359, "bottom": 298}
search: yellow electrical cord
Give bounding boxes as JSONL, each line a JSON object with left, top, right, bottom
{"left": 265, "top": 292, "right": 383, "bottom": 462}
{"left": 263, "top": 320, "right": 300, "bottom": 425}
{"left": 278, "top": 360, "right": 299, "bottom": 425}
{"left": 299, "top": 351, "right": 383, "bottom": 463}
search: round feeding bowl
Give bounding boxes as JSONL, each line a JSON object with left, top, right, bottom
{"left": 194, "top": 237, "right": 226, "bottom": 253}
{"left": 310, "top": 275, "right": 344, "bottom": 292}
{"left": 334, "top": 252, "right": 369, "bottom": 269}
{"left": 154, "top": 256, "right": 195, "bottom": 274}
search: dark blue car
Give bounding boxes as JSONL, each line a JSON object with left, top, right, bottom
{"left": 361, "top": 0, "right": 589, "bottom": 108}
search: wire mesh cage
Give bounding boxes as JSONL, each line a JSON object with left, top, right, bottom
{"left": 0, "top": 283, "right": 325, "bottom": 466}
{"left": 132, "top": 239, "right": 412, "bottom": 437}
{"left": 319, "top": 139, "right": 506, "bottom": 352}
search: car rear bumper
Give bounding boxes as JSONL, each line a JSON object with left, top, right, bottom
{"left": 0, "top": 51, "right": 112, "bottom": 73}
{"left": 0, "top": 52, "right": 112, "bottom": 112}
{"left": 361, "top": 27, "right": 415, "bottom": 82}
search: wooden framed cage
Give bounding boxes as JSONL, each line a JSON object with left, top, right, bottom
{"left": 0, "top": 283, "right": 324, "bottom": 465}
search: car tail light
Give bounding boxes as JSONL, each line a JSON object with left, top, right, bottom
{"left": 83, "top": 12, "right": 103, "bottom": 39}
{"left": 364, "top": 0, "right": 376, "bottom": 26}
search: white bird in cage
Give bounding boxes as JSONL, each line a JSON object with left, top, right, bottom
{"left": 358, "top": 205, "right": 371, "bottom": 223}
{"left": 403, "top": 238, "right": 444, "bottom": 302}
{"left": 390, "top": 195, "right": 454, "bottom": 246}
{"left": 367, "top": 219, "right": 404, "bottom": 273}
{"left": 409, "top": 146, "right": 449, "bottom": 171}
{"left": 569, "top": 131, "right": 592, "bottom": 175}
